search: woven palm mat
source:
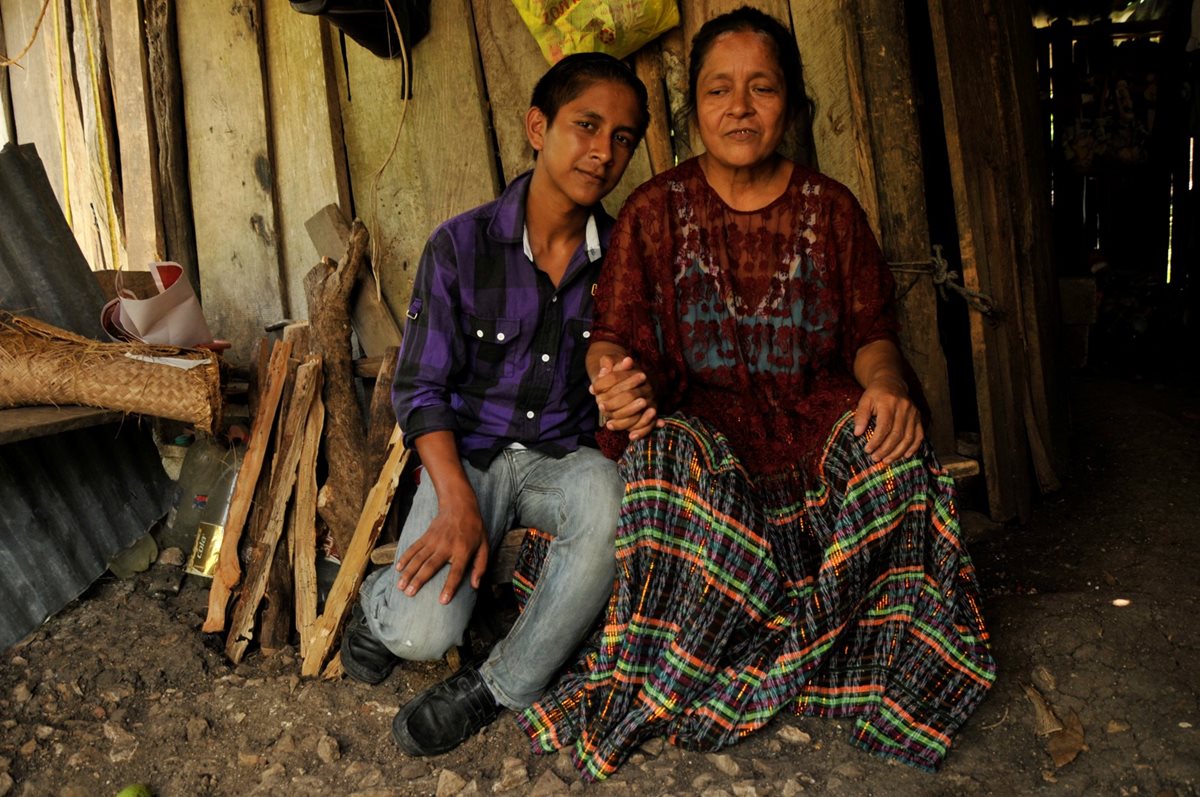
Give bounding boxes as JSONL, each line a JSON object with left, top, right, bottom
{"left": 0, "top": 311, "right": 222, "bottom": 434}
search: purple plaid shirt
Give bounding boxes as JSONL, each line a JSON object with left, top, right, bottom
{"left": 391, "top": 171, "right": 614, "bottom": 468}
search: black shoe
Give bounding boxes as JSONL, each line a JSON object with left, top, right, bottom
{"left": 340, "top": 603, "right": 400, "bottom": 685}
{"left": 392, "top": 666, "right": 501, "bottom": 756}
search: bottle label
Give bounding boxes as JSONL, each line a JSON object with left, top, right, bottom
{"left": 186, "top": 522, "right": 224, "bottom": 577}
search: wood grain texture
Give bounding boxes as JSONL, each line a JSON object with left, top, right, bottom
{"left": 993, "top": 0, "right": 1065, "bottom": 491}
{"left": 927, "top": 0, "right": 1031, "bottom": 522}
{"left": 204, "top": 339, "right": 293, "bottom": 633}
{"left": 304, "top": 220, "right": 370, "bottom": 556}
{"left": 144, "top": 0, "right": 199, "bottom": 289}
{"left": 1, "top": 0, "right": 65, "bottom": 199}
{"left": 788, "top": 0, "right": 879, "bottom": 229}
{"left": 3, "top": 0, "right": 108, "bottom": 270}
{"left": 633, "top": 39, "right": 674, "bottom": 175}
{"left": 0, "top": 11, "right": 16, "bottom": 145}
{"left": 177, "top": 0, "right": 284, "bottom": 360}
{"left": 855, "top": 0, "right": 954, "bottom": 455}
{"left": 470, "top": 0, "right": 654, "bottom": 215}
{"left": 293, "top": 390, "right": 324, "bottom": 660}
{"left": 226, "top": 356, "right": 321, "bottom": 664}
{"left": 304, "top": 203, "right": 401, "bottom": 358}
{"left": 302, "top": 425, "right": 409, "bottom": 678}
{"left": 262, "top": 0, "right": 346, "bottom": 320}
{"left": 334, "top": 0, "right": 497, "bottom": 324}
{"left": 109, "top": 0, "right": 163, "bottom": 270}
{"left": 69, "top": 0, "right": 123, "bottom": 271}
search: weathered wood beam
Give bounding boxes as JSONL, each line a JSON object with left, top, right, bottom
{"left": 855, "top": 0, "right": 954, "bottom": 456}
{"left": 302, "top": 425, "right": 410, "bottom": 677}
{"left": 143, "top": 0, "right": 198, "bottom": 291}
{"left": 926, "top": 0, "right": 1032, "bottom": 521}
{"left": 293, "top": 390, "right": 324, "bottom": 660}
{"left": 304, "top": 221, "right": 370, "bottom": 556}
{"left": 203, "top": 339, "right": 293, "bottom": 633}
{"left": 227, "top": 356, "right": 322, "bottom": 663}
{"left": 366, "top": 345, "right": 400, "bottom": 479}
{"left": 177, "top": 0, "right": 285, "bottom": 360}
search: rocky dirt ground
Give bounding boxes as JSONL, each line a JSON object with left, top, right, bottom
{"left": 1, "top": 372, "right": 1198, "bottom": 797}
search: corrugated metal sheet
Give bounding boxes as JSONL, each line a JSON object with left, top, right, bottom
{"left": 0, "top": 142, "right": 172, "bottom": 652}
{"left": 0, "top": 142, "right": 107, "bottom": 337}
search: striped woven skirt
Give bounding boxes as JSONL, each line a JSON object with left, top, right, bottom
{"left": 512, "top": 412, "right": 996, "bottom": 781}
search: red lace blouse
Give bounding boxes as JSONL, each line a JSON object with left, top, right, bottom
{"left": 593, "top": 158, "right": 899, "bottom": 477}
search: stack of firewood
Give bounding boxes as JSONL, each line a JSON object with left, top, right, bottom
{"left": 200, "top": 216, "right": 409, "bottom": 677}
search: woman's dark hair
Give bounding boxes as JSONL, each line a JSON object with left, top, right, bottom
{"left": 530, "top": 52, "right": 651, "bottom": 139}
{"left": 687, "top": 6, "right": 808, "bottom": 121}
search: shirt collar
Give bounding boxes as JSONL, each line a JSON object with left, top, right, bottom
{"left": 522, "top": 214, "right": 602, "bottom": 264}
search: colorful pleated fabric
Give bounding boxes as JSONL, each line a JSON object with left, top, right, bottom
{"left": 513, "top": 413, "right": 996, "bottom": 781}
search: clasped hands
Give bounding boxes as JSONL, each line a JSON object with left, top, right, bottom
{"left": 590, "top": 355, "right": 663, "bottom": 442}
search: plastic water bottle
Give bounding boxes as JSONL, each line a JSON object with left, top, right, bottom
{"left": 161, "top": 436, "right": 242, "bottom": 575}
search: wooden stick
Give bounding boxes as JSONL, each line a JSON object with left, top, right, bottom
{"left": 302, "top": 425, "right": 408, "bottom": 677}
{"left": 366, "top": 345, "right": 399, "bottom": 479}
{"left": 226, "top": 357, "right": 322, "bottom": 663}
{"left": 259, "top": 324, "right": 314, "bottom": 652}
{"left": 203, "top": 340, "right": 293, "bottom": 633}
{"left": 294, "top": 391, "right": 325, "bottom": 660}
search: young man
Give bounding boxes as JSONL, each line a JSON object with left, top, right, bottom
{"left": 341, "top": 53, "right": 650, "bottom": 757}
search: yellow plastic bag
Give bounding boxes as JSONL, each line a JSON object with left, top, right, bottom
{"left": 511, "top": 0, "right": 680, "bottom": 64}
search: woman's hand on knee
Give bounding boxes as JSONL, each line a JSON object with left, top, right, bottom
{"left": 854, "top": 378, "right": 924, "bottom": 463}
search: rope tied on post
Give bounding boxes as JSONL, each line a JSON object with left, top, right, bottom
{"left": 890, "top": 245, "right": 1002, "bottom": 321}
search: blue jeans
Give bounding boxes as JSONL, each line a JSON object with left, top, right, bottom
{"left": 359, "top": 445, "right": 621, "bottom": 709}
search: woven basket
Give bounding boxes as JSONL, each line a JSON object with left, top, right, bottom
{"left": 0, "top": 312, "right": 222, "bottom": 434}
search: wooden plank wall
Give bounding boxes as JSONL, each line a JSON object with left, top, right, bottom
{"left": 927, "top": 0, "right": 1036, "bottom": 521}
{"left": 262, "top": 0, "right": 348, "bottom": 320}
{"left": 177, "top": 0, "right": 285, "bottom": 360}
{"left": 108, "top": 0, "right": 162, "bottom": 271}
{"left": 0, "top": 8, "right": 13, "bottom": 145}
{"left": 2, "top": 0, "right": 65, "bottom": 202}
{"left": 334, "top": 0, "right": 497, "bottom": 321}
{"left": 0, "top": 0, "right": 1061, "bottom": 519}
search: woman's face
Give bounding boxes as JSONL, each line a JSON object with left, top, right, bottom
{"left": 694, "top": 31, "right": 788, "bottom": 172}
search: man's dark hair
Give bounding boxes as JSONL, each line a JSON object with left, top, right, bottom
{"left": 531, "top": 52, "right": 651, "bottom": 139}
{"left": 687, "top": 5, "right": 809, "bottom": 122}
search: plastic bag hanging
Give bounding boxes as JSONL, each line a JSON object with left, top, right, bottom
{"left": 510, "top": 0, "right": 680, "bottom": 64}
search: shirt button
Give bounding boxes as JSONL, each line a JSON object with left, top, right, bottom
{"left": 552, "top": 296, "right": 558, "bottom": 303}
{"left": 582, "top": 331, "right": 591, "bottom": 339}
{"left": 541, "top": 353, "right": 550, "bottom": 363}
{"left": 526, "top": 410, "right": 535, "bottom": 419}
{"left": 476, "top": 330, "right": 484, "bottom": 338}
{"left": 496, "top": 332, "right": 506, "bottom": 342}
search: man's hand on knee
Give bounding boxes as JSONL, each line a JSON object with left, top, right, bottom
{"left": 395, "top": 506, "right": 490, "bottom": 605}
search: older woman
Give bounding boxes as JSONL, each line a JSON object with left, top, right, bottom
{"left": 515, "top": 6, "right": 996, "bottom": 781}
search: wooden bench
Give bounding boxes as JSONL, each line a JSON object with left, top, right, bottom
{"left": 0, "top": 405, "right": 124, "bottom": 446}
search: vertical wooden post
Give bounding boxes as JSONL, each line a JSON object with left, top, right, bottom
{"left": 176, "top": 0, "right": 285, "bottom": 361}
{"left": 109, "top": 0, "right": 165, "bottom": 270}
{"left": 789, "top": 0, "right": 880, "bottom": 221}
{"left": 992, "top": 0, "right": 1065, "bottom": 491}
{"left": 144, "top": 0, "right": 199, "bottom": 291}
{"left": 855, "top": 0, "right": 955, "bottom": 456}
{"left": 0, "top": 10, "right": 16, "bottom": 145}
{"left": 926, "top": 0, "right": 1033, "bottom": 521}
{"left": 262, "top": 0, "right": 350, "bottom": 321}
